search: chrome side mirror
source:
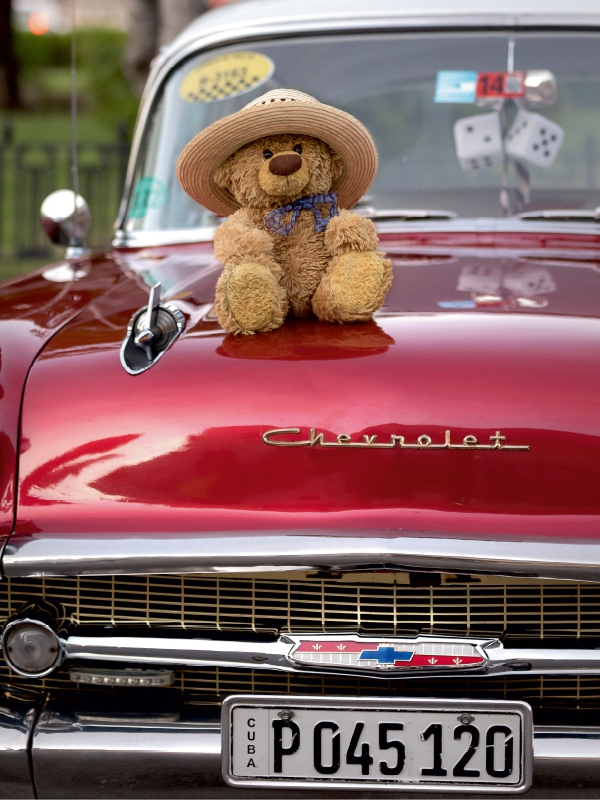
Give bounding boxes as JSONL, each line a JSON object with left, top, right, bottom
{"left": 40, "top": 190, "right": 91, "bottom": 258}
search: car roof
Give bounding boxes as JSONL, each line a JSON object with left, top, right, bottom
{"left": 165, "top": 0, "right": 600, "bottom": 59}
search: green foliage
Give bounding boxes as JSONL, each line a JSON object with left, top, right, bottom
{"left": 5, "top": 112, "right": 120, "bottom": 143}
{"left": 15, "top": 30, "right": 71, "bottom": 70}
{"left": 14, "top": 28, "right": 138, "bottom": 129}
{"left": 75, "top": 29, "right": 139, "bottom": 127}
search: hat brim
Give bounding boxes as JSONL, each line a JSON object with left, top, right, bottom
{"left": 176, "top": 100, "right": 378, "bottom": 217}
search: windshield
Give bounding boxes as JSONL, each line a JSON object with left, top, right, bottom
{"left": 125, "top": 31, "right": 600, "bottom": 231}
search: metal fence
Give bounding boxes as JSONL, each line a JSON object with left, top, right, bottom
{"left": 0, "top": 137, "right": 130, "bottom": 259}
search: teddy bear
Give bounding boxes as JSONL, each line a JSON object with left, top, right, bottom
{"left": 177, "top": 89, "right": 392, "bottom": 335}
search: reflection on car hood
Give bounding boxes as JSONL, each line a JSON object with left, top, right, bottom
{"left": 0, "top": 255, "right": 128, "bottom": 540}
{"left": 14, "top": 240, "right": 600, "bottom": 543}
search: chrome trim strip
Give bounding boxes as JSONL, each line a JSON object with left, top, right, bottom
{"left": 113, "top": 217, "right": 600, "bottom": 249}
{"left": 375, "top": 217, "right": 600, "bottom": 236}
{"left": 5, "top": 531, "right": 600, "bottom": 581}
{"left": 24, "top": 701, "right": 600, "bottom": 797}
{"left": 112, "top": 227, "right": 217, "bottom": 248}
{"left": 64, "top": 635, "right": 291, "bottom": 670}
{"left": 54, "top": 631, "right": 600, "bottom": 679}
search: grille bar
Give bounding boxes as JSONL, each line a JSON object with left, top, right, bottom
{"left": 3, "top": 660, "right": 600, "bottom": 711}
{"left": 1, "top": 575, "right": 600, "bottom": 640}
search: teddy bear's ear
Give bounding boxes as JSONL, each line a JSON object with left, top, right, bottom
{"left": 213, "top": 156, "right": 234, "bottom": 194}
{"left": 329, "top": 148, "right": 345, "bottom": 186}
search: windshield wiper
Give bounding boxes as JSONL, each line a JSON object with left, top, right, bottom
{"left": 357, "top": 208, "right": 458, "bottom": 221}
{"left": 518, "top": 208, "right": 600, "bottom": 222}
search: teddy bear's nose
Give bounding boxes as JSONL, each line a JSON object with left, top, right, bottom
{"left": 269, "top": 153, "right": 302, "bottom": 176}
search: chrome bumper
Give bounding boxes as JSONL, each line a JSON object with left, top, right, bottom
{"left": 1, "top": 693, "right": 600, "bottom": 797}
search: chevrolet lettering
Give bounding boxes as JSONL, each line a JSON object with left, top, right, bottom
{"left": 262, "top": 428, "right": 530, "bottom": 450}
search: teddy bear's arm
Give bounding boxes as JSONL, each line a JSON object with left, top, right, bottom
{"left": 313, "top": 209, "right": 392, "bottom": 324}
{"left": 213, "top": 209, "right": 288, "bottom": 335}
{"left": 213, "top": 209, "right": 275, "bottom": 266}
{"left": 324, "top": 209, "right": 379, "bottom": 257}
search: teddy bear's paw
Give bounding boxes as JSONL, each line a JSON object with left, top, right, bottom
{"left": 224, "top": 261, "right": 287, "bottom": 334}
{"left": 312, "top": 251, "right": 392, "bottom": 323}
{"left": 324, "top": 210, "right": 379, "bottom": 256}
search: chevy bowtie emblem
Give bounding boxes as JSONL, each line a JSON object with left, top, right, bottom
{"left": 287, "top": 635, "right": 492, "bottom": 675}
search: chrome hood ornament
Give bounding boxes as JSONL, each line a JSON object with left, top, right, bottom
{"left": 120, "top": 282, "right": 185, "bottom": 375}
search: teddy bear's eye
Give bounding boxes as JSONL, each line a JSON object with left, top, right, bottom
{"left": 293, "top": 144, "right": 303, "bottom": 154}
{"left": 263, "top": 149, "right": 273, "bottom": 159}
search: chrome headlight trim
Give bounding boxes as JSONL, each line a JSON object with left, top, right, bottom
{"left": 1, "top": 618, "right": 63, "bottom": 679}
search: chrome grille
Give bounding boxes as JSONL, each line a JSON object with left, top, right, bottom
{"left": 1, "top": 574, "right": 600, "bottom": 639}
{"left": 2, "top": 573, "right": 600, "bottom": 709}
{"left": 2, "top": 661, "right": 600, "bottom": 710}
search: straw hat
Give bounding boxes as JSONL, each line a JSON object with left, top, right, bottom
{"left": 176, "top": 89, "right": 378, "bottom": 217}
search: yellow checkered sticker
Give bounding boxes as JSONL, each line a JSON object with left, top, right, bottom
{"left": 179, "top": 51, "right": 275, "bottom": 103}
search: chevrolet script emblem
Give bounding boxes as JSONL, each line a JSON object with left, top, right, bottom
{"left": 287, "top": 634, "right": 493, "bottom": 675}
{"left": 263, "top": 428, "right": 529, "bottom": 451}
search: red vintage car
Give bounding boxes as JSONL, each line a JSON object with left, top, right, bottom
{"left": 1, "top": 0, "right": 600, "bottom": 795}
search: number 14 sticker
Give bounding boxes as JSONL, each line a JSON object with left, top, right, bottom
{"left": 477, "top": 72, "right": 525, "bottom": 99}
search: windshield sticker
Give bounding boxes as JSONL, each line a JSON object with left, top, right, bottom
{"left": 438, "top": 300, "right": 476, "bottom": 309}
{"left": 179, "top": 51, "right": 275, "bottom": 103}
{"left": 477, "top": 72, "right": 525, "bottom": 99}
{"left": 130, "top": 177, "right": 168, "bottom": 219}
{"left": 434, "top": 71, "right": 477, "bottom": 103}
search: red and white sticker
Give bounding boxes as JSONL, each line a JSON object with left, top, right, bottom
{"left": 476, "top": 72, "right": 525, "bottom": 99}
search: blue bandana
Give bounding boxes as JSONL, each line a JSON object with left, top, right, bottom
{"left": 264, "top": 192, "right": 339, "bottom": 236}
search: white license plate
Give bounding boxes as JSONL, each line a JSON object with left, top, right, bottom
{"left": 222, "top": 695, "right": 532, "bottom": 792}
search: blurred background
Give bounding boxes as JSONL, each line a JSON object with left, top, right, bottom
{"left": 0, "top": 0, "right": 241, "bottom": 280}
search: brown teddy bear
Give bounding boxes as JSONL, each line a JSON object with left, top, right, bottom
{"left": 177, "top": 89, "right": 391, "bottom": 335}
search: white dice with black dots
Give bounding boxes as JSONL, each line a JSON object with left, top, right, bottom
{"left": 453, "top": 111, "right": 504, "bottom": 170}
{"left": 505, "top": 109, "right": 564, "bottom": 168}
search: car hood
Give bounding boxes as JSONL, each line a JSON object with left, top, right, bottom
{"left": 14, "top": 239, "right": 600, "bottom": 542}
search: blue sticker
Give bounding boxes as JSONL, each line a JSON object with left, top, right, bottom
{"left": 438, "top": 300, "right": 476, "bottom": 309}
{"left": 130, "top": 177, "right": 168, "bottom": 219}
{"left": 434, "top": 71, "right": 477, "bottom": 103}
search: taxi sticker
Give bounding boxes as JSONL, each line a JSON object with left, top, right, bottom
{"left": 179, "top": 51, "right": 275, "bottom": 103}
{"left": 130, "top": 176, "right": 168, "bottom": 218}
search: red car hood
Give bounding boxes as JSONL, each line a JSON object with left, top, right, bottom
{"left": 14, "top": 237, "right": 600, "bottom": 542}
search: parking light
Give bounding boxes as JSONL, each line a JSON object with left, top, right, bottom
{"left": 70, "top": 668, "right": 175, "bottom": 687}
{"left": 1, "top": 619, "right": 62, "bottom": 678}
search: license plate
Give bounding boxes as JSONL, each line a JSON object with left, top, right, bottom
{"left": 222, "top": 695, "right": 532, "bottom": 792}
